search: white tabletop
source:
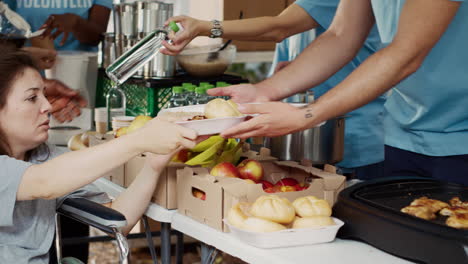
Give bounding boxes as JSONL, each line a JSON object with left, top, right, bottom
{"left": 171, "top": 213, "right": 412, "bottom": 264}
{"left": 93, "top": 178, "right": 176, "bottom": 223}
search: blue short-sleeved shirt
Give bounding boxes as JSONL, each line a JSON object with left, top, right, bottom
{"left": 371, "top": 0, "right": 468, "bottom": 156}
{"left": 280, "top": 0, "right": 385, "bottom": 168}
{"left": 4, "top": 0, "right": 112, "bottom": 51}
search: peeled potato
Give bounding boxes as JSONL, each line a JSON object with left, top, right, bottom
{"left": 204, "top": 98, "right": 242, "bottom": 119}
{"left": 293, "top": 196, "right": 332, "bottom": 217}
{"left": 292, "top": 216, "right": 335, "bottom": 229}
{"left": 249, "top": 195, "right": 296, "bottom": 224}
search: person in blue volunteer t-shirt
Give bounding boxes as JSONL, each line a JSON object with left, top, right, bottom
{"left": 160, "top": 0, "right": 386, "bottom": 180}
{"left": 201, "top": 0, "right": 468, "bottom": 186}
{"left": 3, "top": 0, "right": 112, "bottom": 51}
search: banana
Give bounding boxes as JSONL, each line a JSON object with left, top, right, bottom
{"left": 215, "top": 140, "right": 244, "bottom": 165}
{"left": 190, "top": 135, "right": 224, "bottom": 152}
{"left": 185, "top": 139, "right": 226, "bottom": 166}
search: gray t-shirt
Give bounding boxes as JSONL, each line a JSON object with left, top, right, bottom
{"left": 0, "top": 145, "right": 111, "bottom": 264}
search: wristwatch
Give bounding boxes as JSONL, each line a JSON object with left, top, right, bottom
{"left": 209, "top": 19, "right": 223, "bottom": 38}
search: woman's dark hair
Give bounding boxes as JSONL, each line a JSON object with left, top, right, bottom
{"left": 0, "top": 45, "right": 49, "bottom": 161}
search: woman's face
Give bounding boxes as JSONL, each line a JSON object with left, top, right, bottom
{"left": 0, "top": 67, "right": 51, "bottom": 152}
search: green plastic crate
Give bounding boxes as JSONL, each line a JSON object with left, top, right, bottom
{"left": 95, "top": 71, "right": 171, "bottom": 117}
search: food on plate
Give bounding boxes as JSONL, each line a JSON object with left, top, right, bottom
{"left": 158, "top": 111, "right": 204, "bottom": 122}
{"left": 446, "top": 213, "right": 468, "bottom": 229}
{"left": 227, "top": 203, "right": 286, "bottom": 232}
{"left": 188, "top": 115, "right": 207, "bottom": 121}
{"left": 292, "top": 196, "right": 332, "bottom": 217}
{"left": 249, "top": 195, "right": 295, "bottom": 224}
{"left": 409, "top": 196, "right": 449, "bottom": 212}
{"left": 440, "top": 197, "right": 468, "bottom": 229}
{"left": 237, "top": 159, "right": 264, "bottom": 182}
{"left": 401, "top": 205, "right": 437, "bottom": 220}
{"left": 292, "top": 216, "right": 335, "bottom": 229}
{"left": 204, "top": 98, "right": 242, "bottom": 119}
{"left": 401, "top": 196, "right": 468, "bottom": 228}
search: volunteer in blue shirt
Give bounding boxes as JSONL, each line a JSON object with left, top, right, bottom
{"left": 203, "top": 0, "right": 468, "bottom": 186}
{"left": 162, "top": 0, "right": 385, "bottom": 179}
{"left": 4, "top": 0, "right": 112, "bottom": 51}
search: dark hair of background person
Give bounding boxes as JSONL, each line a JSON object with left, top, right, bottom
{"left": 0, "top": 46, "right": 49, "bottom": 161}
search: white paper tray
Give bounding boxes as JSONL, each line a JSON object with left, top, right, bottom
{"left": 158, "top": 104, "right": 247, "bottom": 135}
{"left": 223, "top": 217, "right": 344, "bottom": 249}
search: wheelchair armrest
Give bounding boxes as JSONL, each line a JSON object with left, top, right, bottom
{"left": 57, "top": 198, "right": 127, "bottom": 235}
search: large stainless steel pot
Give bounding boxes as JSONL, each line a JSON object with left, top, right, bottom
{"left": 264, "top": 116, "right": 345, "bottom": 164}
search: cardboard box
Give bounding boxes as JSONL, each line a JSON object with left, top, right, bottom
{"left": 177, "top": 161, "right": 346, "bottom": 232}
{"left": 223, "top": 0, "right": 289, "bottom": 51}
{"left": 124, "top": 154, "right": 186, "bottom": 209}
{"left": 88, "top": 134, "right": 125, "bottom": 186}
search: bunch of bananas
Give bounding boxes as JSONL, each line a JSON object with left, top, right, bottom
{"left": 178, "top": 135, "right": 243, "bottom": 167}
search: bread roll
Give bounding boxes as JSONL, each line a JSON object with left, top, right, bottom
{"left": 292, "top": 216, "right": 335, "bottom": 229}
{"left": 293, "top": 196, "right": 332, "bottom": 217}
{"left": 249, "top": 195, "right": 295, "bottom": 224}
{"left": 67, "top": 133, "right": 87, "bottom": 151}
{"left": 204, "top": 98, "right": 242, "bottom": 119}
{"left": 227, "top": 202, "right": 286, "bottom": 232}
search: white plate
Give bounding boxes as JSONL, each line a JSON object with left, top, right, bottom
{"left": 158, "top": 104, "right": 248, "bottom": 135}
{"left": 223, "top": 217, "right": 344, "bottom": 249}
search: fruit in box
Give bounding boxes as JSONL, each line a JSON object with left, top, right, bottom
{"left": 210, "top": 162, "right": 241, "bottom": 178}
{"left": 275, "top": 178, "right": 299, "bottom": 187}
{"left": 191, "top": 135, "right": 224, "bottom": 152}
{"left": 244, "top": 179, "right": 256, "bottom": 184}
{"left": 259, "top": 180, "right": 274, "bottom": 190}
{"left": 280, "top": 185, "right": 297, "bottom": 192}
{"left": 237, "top": 159, "right": 264, "bottom": 182}
{"left": 192, "top": 189, "right": 206, "bottom": 201}
{"left": 264, "top": 185, "right": 281, "bottom": 193}
{"left": 295, "top": 183, "right": 309, "bottom": 191}
{"left": 172, "top": 149, "right": 191, "bottom": 163}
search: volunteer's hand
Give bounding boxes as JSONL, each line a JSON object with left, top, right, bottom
{"left": 207, "top": 83, "right": 270, "bottom": 103}
{"left": 274, "top": 61, "right": 291, "bottom": 74}
{"left": 145, "top": 150, "right": 178, "bottom": 173}
{"left": 132, "top": 118, "right": 198, "bottom": 154}
{"left": 21, "top": 47, "right": 57, "bottom": 69}
{"left": 220, "top": 102, "right": 307, "bottom": 139}
{"left": 160, "top": 15, "right": 204, "bottom": 56}
{"left": 40, "top": 13, "right": 80, "bottom": 46}
{"left": 44, "top": 79, "right": 87, "bottom": 122}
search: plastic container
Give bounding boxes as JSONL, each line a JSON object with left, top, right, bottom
{"left": 223, "top": 218, "right": 344, "bottom": 249}
{"left": 193, "top": 87, "right": 208, "bottom": 105}
{"left": 158, "top": 104, "right": 247, "bottom": 135}
{"left": 168, "top": 86, "right": 187, "bottom": 108}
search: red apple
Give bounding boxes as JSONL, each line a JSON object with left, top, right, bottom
{"left": 210, "top": 162, "right": 241, "bottom": 178}
{"left": 192, "top": 189, "right": 206, "bottom": 200}
{"left": 237, "top": 159, "right": 264, "bottom": 182}
{"left": 295, "top": 183, "right": 309, "bottom": 191}
{"left": 275, "top": 178, "right": 299, "bottom": 187}
{"left": 264, "top": 185, "right": 281, "bottom": 193}
{"left": 259, "top": 180, "right": 274, "bottom": 190}
{"left": 280, "top": 185, "right": 297, "bottom": 192}
{"left": 172, "top": 149, "right": 190, "bottom": 163}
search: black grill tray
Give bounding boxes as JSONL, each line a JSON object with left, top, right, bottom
{"left": 333, "top": 177, "right": 468, "bottom": 264}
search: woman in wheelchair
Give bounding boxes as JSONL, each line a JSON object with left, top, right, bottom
{"left": 0, "top": 49, "right": 199, "bottom": 263}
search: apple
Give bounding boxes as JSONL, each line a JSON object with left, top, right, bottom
{"left": 192, "top": 189, "right": 206, "bottom": 200}
{"left": 172, "top": 149, "right": 190, "bottom": 163}
{"left": 280, "top": 185, "right": 297, "bottom": 192}
{"left": 210, "top": 162, "right": 241, "bottom": 178}
{"left": 275, "top": 178, "right": 299, "bottom": 187}
{"left": 295, "top": 183, "right": 309, "bottom": 191}
{"left": 237, "top": 159, "right": 264, "bottom": 182}
{"left": 264, "top": 185, "right": 281, "bottom": 193}
{"left": 259, "top": 180, "right": 274, "bottom": 190}
{"left": 244, "top": 179, "right": 256, "bottom": 184}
